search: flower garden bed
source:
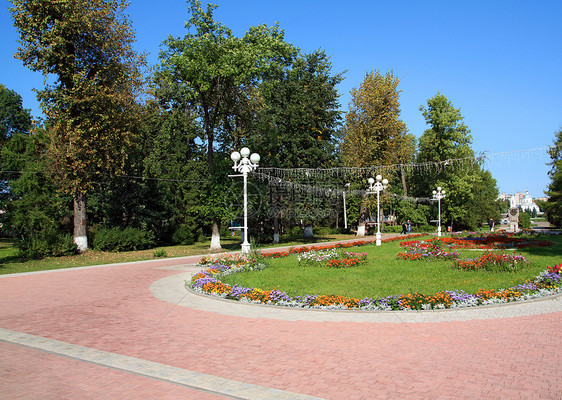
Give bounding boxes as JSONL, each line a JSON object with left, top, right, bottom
{"left": 189, "top": 234, "right": 561, "bottom": 311}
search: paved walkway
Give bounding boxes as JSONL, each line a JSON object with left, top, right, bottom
{"left": 1, "top": 237, "right": 561, "bottom": 399}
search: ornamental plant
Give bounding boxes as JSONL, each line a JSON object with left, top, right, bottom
{"left": 397, "top": 240, "right": 460, "bottom": 262}
{"left": 297, "top": 249, "right": 367, "bottom": 268}
{"left": 451, "top": 252, "right": 530, "bottom": 272}
{"left": 189, "top": 235, "right": 561, "bottom": 311}
{"left": 189, "top": 260, "right": 561, "bottom": 311}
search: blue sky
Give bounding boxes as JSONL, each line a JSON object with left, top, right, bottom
{"left": 1, "top": 0, "right": 561, "bottom": 198}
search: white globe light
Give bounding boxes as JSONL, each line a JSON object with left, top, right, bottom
{"left": 382, "top": 179, "right": 388, "bottom": 186}
{"left": 376, "top": 174, "right": 382, "bottom": 182}
{"left": 368, "top": 177, "right": 375, "bottom": 185}
{"left": 437, "top": 187, "right": 442, "bottom": 192}
{"left": 231, "top": 151, "right": 241, "bottom": 162}
{"left": 442, "top": 190, "right": 445, "bottom": 195}
{"left": 250, "top": 153, "right": 260, "bottom": 164}
{"left": 240, "top": 147, "right": 251, "bottom": 158}
{"left": 433, "top": 190, "right": 437, "bottom": 195}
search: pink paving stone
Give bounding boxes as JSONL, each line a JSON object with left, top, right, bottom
{"left": 0, "top": 253, "right": 560, "bottom": 399}
{"left": 0, "top": 342, "right": 227, "bottom": 399}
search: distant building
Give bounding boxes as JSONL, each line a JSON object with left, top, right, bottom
{"left": 498, "top": 190, "right": 540, "bottom": 213}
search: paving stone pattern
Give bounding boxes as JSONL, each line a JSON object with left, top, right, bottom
{"left": 0, "top": 238, "right": 560, "bottom": 399}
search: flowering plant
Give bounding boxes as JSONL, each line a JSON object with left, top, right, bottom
{"left": 397, "top": 239, "right": 460, "bottom": 261}
{"left": 188, "top": 233, "right": 560, "bottom": 311}
{"left": 190, "top": 261, "right": 561, "bottom": 311}
{"left": 297, "top": 249, "right": 367, "bottom": 268}
{"left": 451, "top": 252, "right": 529, "bottom": 272}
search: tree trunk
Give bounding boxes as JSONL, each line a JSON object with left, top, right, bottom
{"left": 400, "top": 165, "right": 408, "bottom": 197}
{"left": 73, "top": 191, "right": 88, "bottom": 252}
{"left": 210, "top": 218, "right": 222, "bottom": 250}
{"left": 356, "top": 195, "right": 368, "bottom": 237}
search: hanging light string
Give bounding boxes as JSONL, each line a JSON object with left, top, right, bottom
{"left": 254, "top": 146, "right": 559, "bottom": 204}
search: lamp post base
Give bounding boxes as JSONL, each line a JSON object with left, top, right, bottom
{"left": 437, "top": 226, "right": 442, "bottom": 237}
{"left": 376, "top": 232, "right": 382, "bottom": 246}
{"left": 241, "top": 242, "right": 251, "bottom": 254}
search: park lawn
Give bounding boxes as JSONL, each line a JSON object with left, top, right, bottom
{"left": 0, "top": 233, "right": 358, "bottom": 275}
{"left": 220, "top": 235, "right": 562, "bottom": 298}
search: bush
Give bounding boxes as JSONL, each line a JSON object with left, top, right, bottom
{"left": 92, "top": 227, "right": 155, "bottom": 252}
{"left": 518, "top": 213, "right": 532, "bottom": 229}
{"left": 384, "top": 225, "right": 403, "bottom": 233}
{"left": 17, "top": 230, "right": 77, "bottom": 259}
{"left": 172, "top": 223, "right": 198, "bottom": 245}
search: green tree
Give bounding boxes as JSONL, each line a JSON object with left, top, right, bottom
{"left": 10, "top": 0, "right": 146, "bottom": 251}
{"left": 342, "top": 70, "right": 414, "bottom": 235}
{"left": 0, "top": 85, "right": 32, "bottom": 201}
{"left": 415, "top": 93, "right": 499, "bottom": 230}
{"left": 1, "top": 126, "right": 76, "bottom": 256}
{"left": 247, "top": 50, "right": 344, "bottom": 241}
{"left": 544, "top": 128, "right": 562, "bottom": 227}
{"left": 155, "top": 0, "right": 297, "bottom": 250}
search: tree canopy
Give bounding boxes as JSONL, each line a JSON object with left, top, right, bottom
{"left": 544, "top": 127, "right": 562, "bottom": 227}
{"left": 10, "top": 0, "right": 146, "bottom": 251}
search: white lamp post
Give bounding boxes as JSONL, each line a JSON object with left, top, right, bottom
{"left": 230, "top": 147, "right": 260, "bottom": 254}
{"left": 432, "top": 187, "right": 446, "bottom": 237}
{"left": 367, "top": 175, "right": 388, "bottom": 246}
{"left": 343, "top": 183, "right": 350, "bottom": 229}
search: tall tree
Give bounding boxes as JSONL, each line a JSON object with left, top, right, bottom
{"left": 247, "top": 50, "right": 344, "bottom": 241}
{"left": 155, "top": 0, "right": 296, "bottom": 250}
{"left": 342, "top": 70, "right": 414, "bottom": 235}
{"left": 10, "top": 0, "right": 146, "bottom": 251}
{"left": 0, "top": 85, "right": 32, "bottom": 200}
{"left": 544, "top": 127, "right": 562, "bottom": 227}
{"left": 416, "top": 93, "right": 498, "bottom": 230}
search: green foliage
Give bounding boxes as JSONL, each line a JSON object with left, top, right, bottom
{"left": 0, "top": 84, "right": 32, "bottom": 143}
{"left": 518, "top": 212, "right": 531, "bottom": 229}
{"left": 343, "top": 70, "right": 413, "bottom": 168}
{"left": 414, "top": 93, "right": 499, "bottom": 230}
{"left": 92, "top": 227, "right": 155, "bottom": 252}
{"left": 11, "top": 0, "right": 146, "bottom": 195}
{"left": 16, "top": 230, "right": 76, "bottom": 259}
{"left": 172, "top": 223, "right": 199, "bottom": 245}
{"left": 0, "top": 85, "right": 32, "bottom": 202}
{"left": 250, "top": 50, "right": 343, "bottom": 168}
{"left": 153, "top": 249, "right": 168, "bottom": 258}
{"left": 544, "top": 127, "right": 562, "bottom": 227}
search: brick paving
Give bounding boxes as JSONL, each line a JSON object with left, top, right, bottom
{"left": 0, "top": 238, "right": 561, "bottom": 399}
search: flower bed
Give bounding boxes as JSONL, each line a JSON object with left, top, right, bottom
{"left": 297, "top": 249, "right": 367, "bottom": 268}
{"left": 397, "top": 239, "right": 460, "bottom": 261}
{"left": 402, "top": 234, "right": 554, "bottom": 250}
{"left": 189, "top": 236, "right": 561, "bottom": 311}
{"left": 451, "top": 252, "right": 530, "bottom": 272}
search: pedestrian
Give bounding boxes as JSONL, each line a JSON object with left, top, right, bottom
{"left": 407, "top": 220, "right": 411, "bottom": 234}
{"left": 401, "top": 221, "right": 407, "bottom": 234}
{"left": 489, "top": 217, "right": 495, "bottom": 232}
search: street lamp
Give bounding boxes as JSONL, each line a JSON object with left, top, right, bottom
{"left": 432, "top": 187, "right": 446, "bottom": 237}
{"left": 367, "top": 175, "right": 388, "bottom": 246}
{"left": 343, "top": 183, "right": 350, "bottom": 229}
{"left": 230, "top": 147, "right": 260, "bottom": 254}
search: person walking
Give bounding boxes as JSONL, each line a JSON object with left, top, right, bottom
{"left": 407, "top": 220, "right": 411, "bottom": 234}
{"left": 489, "top": 217, "right": 495, "bottom": 232}
{"left": 401, "top": 221, "right": 407, "bottom": 234}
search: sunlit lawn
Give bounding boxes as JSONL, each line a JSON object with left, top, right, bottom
{"left": 0, "top": 233, "right": 358, "bottom": 275}
{"left": 221, "top": 235, "right": 562, "bottom": 298}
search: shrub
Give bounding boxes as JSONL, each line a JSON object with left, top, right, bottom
{"left": 153, "top": 249, "right": 168, "bottom": 258}
{"left": 17, "top": 230, "right": 77, "bottom": 259}
{"left": 172, "top": 223, "right": 198, "bottom": 245}
{"left": 92, "top": 227, "right": 155, "bottom": 252}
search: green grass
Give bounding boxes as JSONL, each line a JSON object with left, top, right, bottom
{"left": 0, "top": 233, "right": 358, "bottom": 275}
{"left": 221, "top": 235, "right": 562, "bottom": 298}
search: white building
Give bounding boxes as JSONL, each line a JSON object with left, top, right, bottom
{"left": 498, "top": 190, "right": 540, "bottom": 213}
